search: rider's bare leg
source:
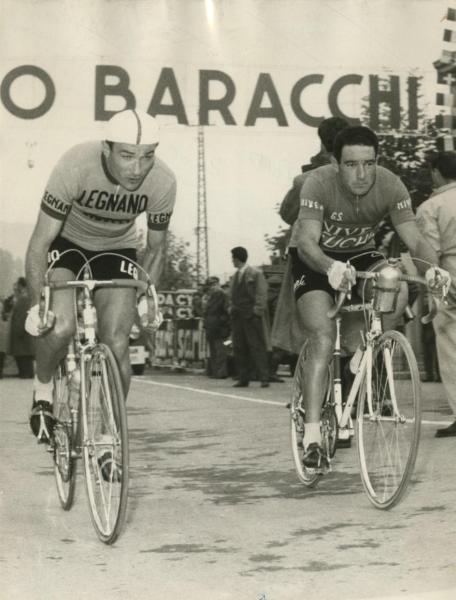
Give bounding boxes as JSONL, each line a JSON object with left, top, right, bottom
{"left": 34, "top": 268, "right": 76, "bottom": 386}
{"left": 296, "top": 290, "right": 336, "bottom": 448}
{"left": 94, "top": 287, "right": 136, "bottom": 396}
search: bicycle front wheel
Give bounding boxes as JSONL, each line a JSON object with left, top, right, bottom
{"left": 356, "top": 330, "right": 421, "bottom": 509}
{"left": 53, "top": 361, "right": 77, "bottom": 511}
{"left": 82, "top": 344, "right": 129, "bottom": 544}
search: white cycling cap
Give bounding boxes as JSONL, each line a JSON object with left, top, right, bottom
{"left": 106, "top": 109, "right": 160, "bottom": 145}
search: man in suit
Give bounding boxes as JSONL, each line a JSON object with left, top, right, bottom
{"left": 229, "top": 246, "right": 269, "bottom": 388}
{"left": 204, "top": 276, "right": 230, "bottom": 379}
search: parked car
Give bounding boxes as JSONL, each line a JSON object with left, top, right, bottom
{"left": 129, "top": 324, "right": 150, "bottom": 375}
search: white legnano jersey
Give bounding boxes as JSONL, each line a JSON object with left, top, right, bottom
{"left": 40, "top": 141, "right": 176, "bottom": 250}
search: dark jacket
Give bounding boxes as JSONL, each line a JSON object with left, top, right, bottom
{"left": 204, "top": 288, "right": 230, "bottom": 339}
{"left": 230, "top": 266, "right": 268, "bottom": 319}
{"left": 10, "top": 294, "right": 35, "bottom": 357}
{"left": 279, "top": 151, "right": 331, "bottom": 226}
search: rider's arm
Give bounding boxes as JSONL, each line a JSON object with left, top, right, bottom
{"left": 25, "top": 212, "right": 63, "bottom": 305}
{"left": 295, "top": 217, "right": 334, "bottom": 274}
{"left": 141, "top": 228, "right": 167, "bottom": 285}
{"left": 395, "top": 220, "right": 439, "bottom": 273}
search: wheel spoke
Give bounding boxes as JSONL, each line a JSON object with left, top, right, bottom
{"left": 356, "top": 331, "right": 421, "bottom": 509}
{"left": 82, "top": 345, "right": 128, "bottom": 544}
{"left": 53, "top": 361, "right": 77, "bottom": 511}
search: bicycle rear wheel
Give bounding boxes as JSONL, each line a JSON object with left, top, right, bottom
{"left": 53, "top": 361, "right": 77, "bottom": 511}
{"left": 81, "top": 344, "right": 129, "bottom": 544}
{"left": 356, "top": 330, "right": 421, "bottom": 509}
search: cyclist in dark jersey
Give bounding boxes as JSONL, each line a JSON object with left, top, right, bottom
{"left": 290, "top": 125, "right": 448, "bottom": 470}
{"left": 25, "top": 109, "right": 176, "bottom": 442}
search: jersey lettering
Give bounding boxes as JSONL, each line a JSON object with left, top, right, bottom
{"left": 42, "top": 190, "right": 70, "bottom": 217}
{"left": 322, "top": 223, "right": 374, "bottom": 250}
{"left": 76, "top": 189, "right": 148, "bottom": 215}
{"left": 330, "top": 211, "right": 343, "bottom": 221}
{"left": 120, "top": 259, "right": 138, "bottom": 279}
{"left": 300, "top": 198, "right": 323, "bottom": 211}
{"left": 148, "top": 211, "right": 172, "bottom": 230}
{"left": 47, "top": 249, "right": 60, "bottom": 263}
{"left": 396, "top": 198, "right": 412, "bottom": 210}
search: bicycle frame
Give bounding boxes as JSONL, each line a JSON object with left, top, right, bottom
{"left": 333, "top": 297, "right": 419, "bottom": 432}
{"left": 332, "top": 305, "right": 384, "bottom": 431}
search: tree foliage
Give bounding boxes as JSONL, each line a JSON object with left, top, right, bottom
{"left": 136, "top": 228, "right": 198, "bottom": 290}
{"left": 0, "top": 248, "right": 23, "bottom": 298}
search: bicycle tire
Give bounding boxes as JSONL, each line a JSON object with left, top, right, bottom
{"left": 321, "top": 398, "right": 338, "bottom": 460}
{"left": 290, "top": 344, "right": 334, "bottom": 487}
{"left": 356, "top": 330, "right": 421, "bottom": 509}
{"left": 81, "top": 343, "right": 129, "bottom": 544}
{"left": 53, "top": 361, "right": 77, "bottom": 511}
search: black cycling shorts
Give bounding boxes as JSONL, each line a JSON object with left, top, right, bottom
{"left": 289, "top": 247, "right": 383, "bottom": 301}
{"left": 47, "top": 236, "right": 139, "bottom": 280}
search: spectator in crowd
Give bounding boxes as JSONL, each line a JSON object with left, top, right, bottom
{"left": 203, "top": 276, "right": 230, "bottom": 379}
{"left": 9, "top": 277, "right": 35, "bottom": 378}
{"left": 191, "top": 283, "right": 207, "bottom": 318}
{"left": 416, "top": 151, "right": 456, "bottom": 437}
{"left": 421, "top": 319, "right": 441, "bottom": 383}
{"left": 272, "top": 116, "right": 349, "bottom": 359}
{"left": 0, "top": 298, "right": 12, "bottom": 378}
{"left": 229, "top": 246, "right": 270, "bottom": 388}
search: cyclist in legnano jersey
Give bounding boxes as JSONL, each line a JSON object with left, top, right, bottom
{"left": 25, "top": 109, "right": 176, "bottom": 444}
{"left": 290, "top": 125, "right": 449, "bottom": 470}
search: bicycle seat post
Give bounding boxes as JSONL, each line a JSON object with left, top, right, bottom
{"left": 82, "top": 285, "right": 97, "bottom": 344}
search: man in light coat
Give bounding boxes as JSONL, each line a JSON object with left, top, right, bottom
{"left": 417, "top": 151, "right": 456, "bottom": 437}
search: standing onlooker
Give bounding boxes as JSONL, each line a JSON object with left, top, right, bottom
{"left": 0, "top": 298, "right": 12, "bottom": 378}
{"left": 416, "top": 151, "right": 456, "bottom": 437}
{"left": 10, "top": 277, "right": 35, "bottom": 379}
{"left": 204, "top": 276, "right": 230, "bottom": 379}
{"left": 229, "top": 246, "right": 269, "bottom": 388}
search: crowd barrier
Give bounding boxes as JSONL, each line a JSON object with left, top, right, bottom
{"left": 152, "top": 290, "right": 207, "bottom": 369}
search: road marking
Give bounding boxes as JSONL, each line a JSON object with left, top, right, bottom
{"left": 133, "top": 378, "right": 283, "bottom": 407}
{"left": 133, "top": 378, "right": 453, "bottom": 426}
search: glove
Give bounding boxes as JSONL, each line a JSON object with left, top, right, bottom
{"left": 25, "top": 304, "right": 55, "bottom": 336}
{"left": 137, "top": 294, "right": 163, "bottom": 333}
{"left": 327, "top": 261, "right": 356, "bottom": 291}
{"left": 425, "top": 267, "right": 451, "bottom": 298}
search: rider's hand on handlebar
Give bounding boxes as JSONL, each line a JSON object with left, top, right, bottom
{"left": 25, "top": 304, "right": 56, "bottom": 336}
{"left": 327, "top": 261, "right": 357, "bottom": 292}
{"left": 137, "top": 293, "right": 163, "bottom": 333}
{"left": 425, "top": 266, "right": 451, "bottom": 302}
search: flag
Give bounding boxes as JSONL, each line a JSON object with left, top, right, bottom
{"left": 447, "top": 7, "right": 456, "bottom": 22}
{"left": 437, "top": 70, "right": 456, "bottom": 85}
{"left": 444, "top": 28, "right": 456, "bottom": 42}
{"left": 436, "top": 92, "right": 456, "bottom": 106}
{"left": 436, "top": 135, "right": 456, "bottom": 151}
{"left": 436, "top": 113, "right": 456, "bottom": 129}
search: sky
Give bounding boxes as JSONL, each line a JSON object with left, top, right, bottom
{"left": 0, "top": 0, "right": 453, "bottom": 281}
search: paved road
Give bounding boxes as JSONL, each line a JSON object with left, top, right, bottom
{"left": 1, "top": 372, "right": 455, "bottom": 600}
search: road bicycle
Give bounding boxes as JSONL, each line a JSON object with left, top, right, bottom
{"left": 42, "top": 251, "right": 159, "bottom": 543}
{"left": 290, "top": 257, "right": 446, "bottom": 509}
